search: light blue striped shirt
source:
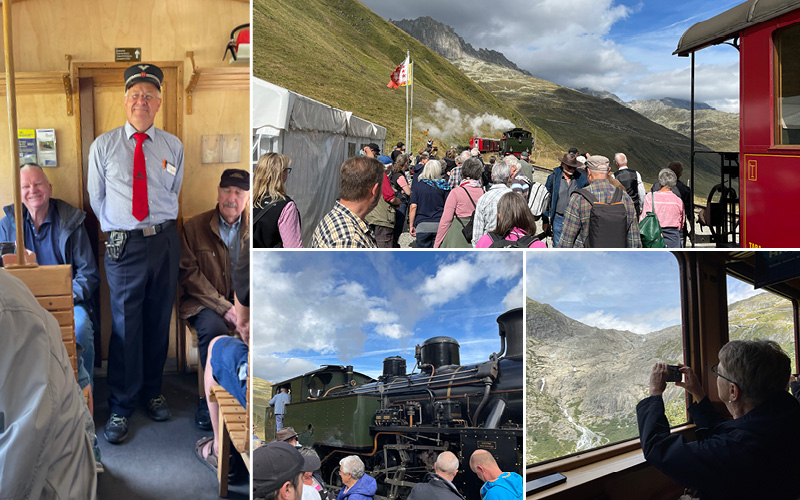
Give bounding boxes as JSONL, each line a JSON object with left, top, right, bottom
{"left": 87, "top": 122, "right": 184, "bottom": 231}
{"left": 217, "top": 212, "right": 241, "bottom": 288}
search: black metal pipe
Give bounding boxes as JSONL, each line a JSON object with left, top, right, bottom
{"left": 485, "top": 399, "right": 507, "bottom": 429}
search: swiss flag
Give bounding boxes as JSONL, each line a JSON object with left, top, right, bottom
{"left": 387, "top": 56, "right": 409, "bottom": 89}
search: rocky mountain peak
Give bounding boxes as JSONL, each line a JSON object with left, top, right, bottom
{"left": 391, "top": 17, "right": 532, "bottom": 76}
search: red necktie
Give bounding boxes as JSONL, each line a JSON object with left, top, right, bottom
{"left": 132, "top": 132, "right": 149, "bottom": 221}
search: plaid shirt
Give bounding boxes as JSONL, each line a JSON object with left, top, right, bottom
{"left": 311, "top": 201, "right": 377, "bottom": 248}
{"left": 448, "top": 165, "right": 463, "bottom": 188}
{"left": 557, "top": 179, "right": 642, "bottom": 248}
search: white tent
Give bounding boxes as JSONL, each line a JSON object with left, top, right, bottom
{"left": 252, "top": 77, "right": 387, "bottom": 246}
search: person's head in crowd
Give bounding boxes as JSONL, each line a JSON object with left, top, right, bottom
{"left": 419, "top": 152, "right": 430, "bottom": 165}
{"left": 434, "top": 451, "right": 460, "bottom": 482}
{"left": 396, "top": 141, "right": 405, "bottom": 152}
{"left": 560, "top": 153, "right": 580, "bottom": 174}
{"left": 462, "top": 157, "right": 484, "bottom": 181}
{"left": 489, "top": 155, "right": 496, "bottom": 165}
{"left": 393, "top": 154, "right": 410, "bottom": 174}
{"left": 504, "top": 155, "right": 520, "bottom": 177}
{"left": 667, "top": 161, "right": 683, "bottom": 179}
{"left": 457, "top": 150, "right": 471, "bottom": 166}
{"left": 568, "top": 147, "right": 579, "bottom": 155}
{"left": 253, "top": 441, "right": 305, "bottom": 500}
{"left": 491, "top": 160, "right": 511, "bottom": 185}
{"left": 494, "top": 192, "right": 537, "bottom": 238}
{"left": 658, "top": 168, "right": 678, "bottom": 190}
{"left": 469, "top": 449, "right": 503, "bottom": 483}
{"left": 301, "top": 453, "right": 321, "bottom": 485}
{"left": 614, "top": 152, "right": 628, "bottom": 168}
{"left": 419, "top": 159, "right": 443, "bottom": 181}
{"left": 585, "top": 155, "right": 611, "bottom": 182}
{"left": 716, "top": 340, "right": 790, "bottom": 412}
{"left": 217, "top": 169, "right": 250, "bottom": 225}
{"left": 123, "top": 63, "right": 163, "bottom": 133}
{"left": 276, "top": 426, "right": 299, "bottom": 446}
{"left": 19, "top": 164, "right": 53, "bottom": 215}
{"left": 339, "top": 156, "right": 383, "bottom": 215}
{"left": 339, "top": 455, "right": 366, "bottom": 488}
{"left": 520, "top": 151, "right": 530, "bottom": 161}
{"left": 446, "top": 148, "right": 457, "bottom": 160}
{"left": 471, "top": 147, "right": 480, "bottom": 157}
{"left": 377, "top": 155, "right": 393, "bottom": 172}
{"left": 362, "top": 143, "right": 380, "bottom": 158}
{"left": 253, "top": 153, "right": 291, "bottom": 204}
{"left": 576, "top": 155, "right": 586, "bottom": 165}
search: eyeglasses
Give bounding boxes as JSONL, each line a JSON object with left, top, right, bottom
{"left": 127, "top": 93, "right": 157, "bottom": 102}
{"left": 283, "top": 167, "right": 292, "bottom": 174}
{"left": 711, "top": 363, "right": 738, "bottom": 386}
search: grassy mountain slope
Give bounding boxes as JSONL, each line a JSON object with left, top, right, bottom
{"left": 253, "top": 376, "right": 272, "bottom": 441}
{"left": 455, "top": 60, "right": 720, "bottom": 193}
{"left": 253, "top": 0, "right": 559, "bottom": 152}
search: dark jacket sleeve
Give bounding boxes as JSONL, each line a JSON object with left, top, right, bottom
{"left": 637, "top": 395, "right": 734, "bottom": 492}
{"left": 543, "top": 173, "right": 554, "bottom": 223}
{"left": 65, "top": 223, "right": 100, "bottom": 304}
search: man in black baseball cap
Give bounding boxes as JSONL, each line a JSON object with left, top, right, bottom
{"left": 254, "top": 441, "right": 309, "bottom": 499}
{"left": 391, "top": 141, "right": 405, "bottom": 163}
{"left": 180, "top": 168, "right": 250, "bottom": 430}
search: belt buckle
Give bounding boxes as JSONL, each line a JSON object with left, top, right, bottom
{"left": 142, "top": 225, "right": 157, "bottom": 237}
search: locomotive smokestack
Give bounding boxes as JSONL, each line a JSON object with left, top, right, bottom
{"left": 496, "top": 308, "right": 523, "bottom": 359}
{"left": 346, "top": 365, "right": 354, "bottom": 385}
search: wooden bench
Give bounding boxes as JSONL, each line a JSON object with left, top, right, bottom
{"left": 6, "top": 264, "right": 78, "bottom": 381}
{"left": 208, "top": 350, "right": 250, "bottom": 497}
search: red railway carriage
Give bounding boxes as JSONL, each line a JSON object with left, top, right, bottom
{"left": 470, "top": 136, "right": 500, "bottom": 153}
{"left": 677, "top": 0, "right": 800, "bottom": 248}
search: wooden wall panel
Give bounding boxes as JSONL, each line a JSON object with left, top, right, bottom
{"left": 0, "top": 0, "right": 249, "bottom": 216}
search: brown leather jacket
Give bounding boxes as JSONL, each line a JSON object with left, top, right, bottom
{"left": 178, "top": 206, "right": 245, "bottom": 319}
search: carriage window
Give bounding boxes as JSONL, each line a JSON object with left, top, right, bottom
{"left": 775, "top": 24, "right": 800, "bottom": 145}
{"left": 727, "top": 275, "right": 797, "bottom": 374}
{"left": 526, "top": 252, "right": 685, "bottom": 465}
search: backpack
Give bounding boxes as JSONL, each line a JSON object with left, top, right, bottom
{"left": 573, "top": 187, "right": 628, "bottom": 248}
{"left": 488, "top": 232, "right": 539, "bottom": 248}
{"left": 528, "top": 181, "right": 550, "bottom": 217}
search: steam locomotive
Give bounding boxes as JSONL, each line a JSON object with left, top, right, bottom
{"left": 268, "top": 308, "right": 524, "bottom": 500}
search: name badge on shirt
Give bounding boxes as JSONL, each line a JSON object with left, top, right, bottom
{"left": 164, "top": 160, "right": 177, "bottom": 176}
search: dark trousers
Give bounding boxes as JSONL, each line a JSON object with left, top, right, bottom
{"left": 105, "top": 225, "right": 180, "bottom": 417}
{"left": 188, "top": 307, "right": 230, "bottom": 369}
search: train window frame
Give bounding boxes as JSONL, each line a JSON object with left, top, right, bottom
{"left": 773, "top": 23, "right": 800, "bottom": 147}
{"left": 526, "top": 251, "right": 691, "bottom": 484}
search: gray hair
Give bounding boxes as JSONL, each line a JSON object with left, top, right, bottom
{"left": 419, "top": 159, "right": 443, "bottom": 181}
{"left": 491, "top": 161, "right": 511, "bottom": 185}
{"left": 20, "top": 163, "right": 47, "bottom": 179}
{"left": 435, "top": 452, "right": 460, "bottom": 474}
{"left": 503, "top": 155, "right": 519, "bottom": 170}
{"left": 658, "top": 168, "right": 677, "bottom": 189}
{"left": 340, "top": 455, "right": 366, "bottom": 479}
{"left": 462, "top": 157, "right": 484, "bottom": 181}
{"left": 718, "top": 340, "right": 791, "bottom": 407}
{"left": 457, "top": 150, "right": 471, "bottom": 165}
{"left": 614, "top": 152, "right": 627, "bottom": 165}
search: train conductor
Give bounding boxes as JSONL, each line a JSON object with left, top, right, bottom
{"left": 87, "top": 63, "right": 184, "bottom": 444}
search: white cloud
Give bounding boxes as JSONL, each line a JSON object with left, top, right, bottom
{"left": 576, "top": 309, "right": 678, "bottom": 335}
{"left": 416, "top": 252, "right": 522, "bottom": 307}
{"left": 503, "top": 278, "right": 524, "bottom": 310}
{"left": 253, "top": 354, "right": 317, "bottom": 383}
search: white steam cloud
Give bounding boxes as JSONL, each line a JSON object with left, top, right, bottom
{"left": 416, "top": 99, "right": 515, "bottom": 145}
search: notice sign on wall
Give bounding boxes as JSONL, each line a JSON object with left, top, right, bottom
{"left": 17, "top": 129, "right": 58, "bottom": 167}
{"left": 18, "top": 129, "right": 37, "bottom": 165}
{"left": 115, "top": 47, "right": 142, "bottom": 62}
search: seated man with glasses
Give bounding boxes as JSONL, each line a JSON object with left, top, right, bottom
{"left": 637, "top": 340, "right": 800, "bottom": 499}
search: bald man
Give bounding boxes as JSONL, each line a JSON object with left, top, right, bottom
{"left": 469, "top": 450, "right": 523, "bottom": 500}
{"left": 408, "top": 451, "right": 465, "bottom": 500}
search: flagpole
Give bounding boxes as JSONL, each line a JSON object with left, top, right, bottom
{"left": 405, "top": 50, "right": 410, "bottom": 155}
{"left": 409, "top": 58, "right": 414, "bottom": 154}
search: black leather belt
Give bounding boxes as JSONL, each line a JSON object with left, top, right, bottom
{"left": 115, "top": 220, "right": 175, "bottom": 239}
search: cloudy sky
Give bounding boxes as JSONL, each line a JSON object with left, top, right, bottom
{"left": 362, "top": 0, "right": 742, "bottom": 112}
{"left": 252, "top": 251, "right": 523, "bottom": 382}
{"left": 526, "top": 251, "right": 764, "bottom": 335}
